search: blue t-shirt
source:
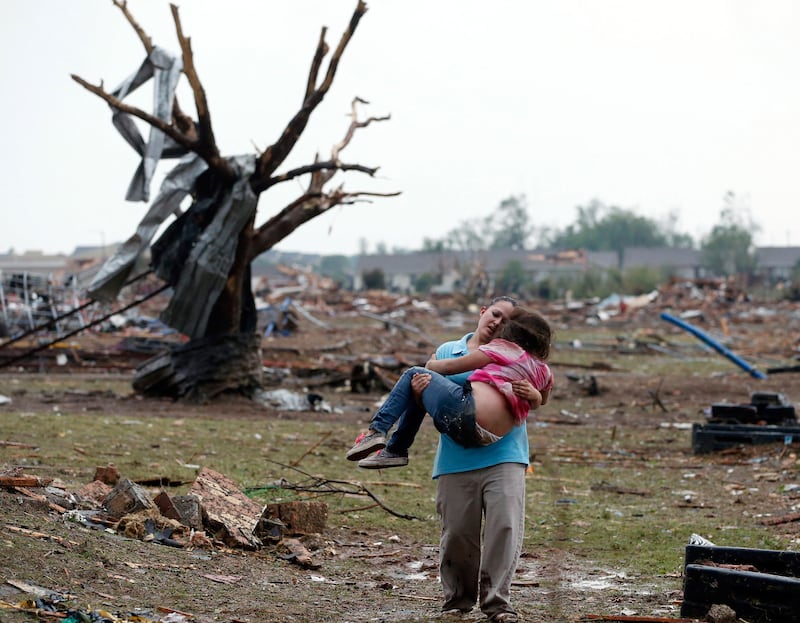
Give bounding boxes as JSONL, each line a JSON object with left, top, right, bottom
{"left": 431, "top": 332, "right": 530, "bottom": 479}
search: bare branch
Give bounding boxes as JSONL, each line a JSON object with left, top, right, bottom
{"left": 250, "top": 90, "right": 395, "bottom": 256}
{"left": 169, "top": 3, "right": 220, "bottom": 162}
{"left": 252, "top": 0, "right": 368, "bottom": 185}
{"left": 332, "top": 96, "right": 391, "bottom": 161}
{"left": 259, "top": 459, "right": 420, "bottom": 520}
{"left": 72, "top": 74, "right": 188, "bottom": 145}
{"left": 171, "top": 99, "right": 198, "bottom": 140}
{"left": 250, "top": 187, "right": 399, "bottom": 258}
{"left": 70, "top": 73, "right": 233, "bottom": 178}
{"left": 305, "top": 28, "right": 328, "bottom": 103}
{"left": 111, "top": 1, "right": 198, "bottom": 144}
{"left": 252, "top": 94, "right": 390, "bottom": 196}
{"left": 112, "top": 0, "right": 153, "bottom": 53}
{"left": 315, "top": 1, "right": 368, "bottom": 96}
{"left": 255, "top": 160, "right": 379, "bottom": 193}
{"left": 250, "top": 192, "right": 324, "bottom": 257}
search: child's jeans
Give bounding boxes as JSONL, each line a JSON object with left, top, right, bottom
{"left": 370, "top": 366, "right": 482, "bottom": 450}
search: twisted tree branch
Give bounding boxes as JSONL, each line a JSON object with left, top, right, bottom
{"left": 251, "top": 0, "right": 368, "bottom": 184}
{"left": 250, "top": 96, "right": 397, "bottom": 257}
{"left": 305, "top": 28, "right": 328, "bottom": 103}
{"left": 169, "top": 4, "right": 220, "bottom": 163}
{"left": 112, "top": 0, "right": 197, "bottom": 141}
{"left": 112, "top": 0, "right": 153, "bottom": 52}
{"left": 257, "top": 459, "right": 420, "bottom": 521}
{"left": 70, "top": 73, "right": 234, "bottom": 179}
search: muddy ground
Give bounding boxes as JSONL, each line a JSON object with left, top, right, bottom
{"left": 2, "top": 300, "right": 800, "bottom": 623}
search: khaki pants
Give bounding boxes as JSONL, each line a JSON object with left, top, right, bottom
{"left": 436, "top": 462, "right": 526, "bottom": 618}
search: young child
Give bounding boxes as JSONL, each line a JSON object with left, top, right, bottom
{"left": 346, "top": 307, "right": 553, "bottom": 466}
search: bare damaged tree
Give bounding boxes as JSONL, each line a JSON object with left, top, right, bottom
{"left": 72, "top": 1, "right": 397, "bottom": 401}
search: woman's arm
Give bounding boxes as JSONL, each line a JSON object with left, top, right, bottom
{"left": 426, "top": 349, "right": 492, "bottom": 375}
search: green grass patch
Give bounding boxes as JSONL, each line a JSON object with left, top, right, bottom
{"left": 1, "top": 387, "right": 791, "bottom": 584}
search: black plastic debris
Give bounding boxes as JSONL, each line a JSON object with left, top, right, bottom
{"left": 692, "top": 424, "right": 800, "bottom": 454}
{"left": 565, "top": 373, "right": 599, "bottom": 396}
{"left": 709, "top": 392, "right": 797, "bottom": 426}
{"left": 692, "top": 391, "right": 800, "bottom": 454}
{"left": 682, "top": 542, "right": 800, "bottom": 622}
{"left": 692, "top": 422, "right": 800, "bottom": 454}
{"left": 143, "top": 518, "right": 184, "bottom": 548}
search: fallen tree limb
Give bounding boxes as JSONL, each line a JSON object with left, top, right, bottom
{"left": 290, "top": 431, "right": 333, "bottom": 467}
{"left": 0, "top": 441, "right": 38, "bottom": 449}
{"left": 4, "top": 525, "right": 78, "bottom": 547}
{"left": 259, "top": 460, "right": 420, "bottom": 520}
{"left": 0, "top": 476, "right": 51, "bottom": 487}
{"left": 760, "top": 512, "right": 800, "bottom": 526}
{"left": 11, "top": 487, "right": 67, "bottom": 513}
{"left": 581, "top": 616, "right": 697, "bottom": 622}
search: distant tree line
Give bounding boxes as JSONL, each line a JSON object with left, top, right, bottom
{"left": 311, "top": 191, "right": 800, "bottom": 300}
{"left": 409, "top": 191, "right": 758, "bottom": 275}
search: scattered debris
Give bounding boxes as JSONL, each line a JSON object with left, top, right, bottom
{"left": 566, "top": 373, "right": 600, "bottom": 396}
{"left": 254, "top": 388, "right": 334, "bottom": 412}
{"left": 93, "top": 462, "right": 121, "bottom": 485}
{"left": 0, "top": 462, "right": 384, "bottom": 568}
{"left": 0, "top": 590, "right": 192, "bottom": 623}
{"left": 277, "top": 537, "right": 321, "bottom": 569}
{"left": 0, "top": 473, "right": 52, "bottom": 488}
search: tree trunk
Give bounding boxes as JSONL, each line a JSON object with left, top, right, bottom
{"left": 143, "top": 171, "right": 261, "bottom": 401}
{"left": 73, "top": 2, "right": 386, "bottom": 402}
{"left": 133, "top": 332, "right": 262, "bottom": 402}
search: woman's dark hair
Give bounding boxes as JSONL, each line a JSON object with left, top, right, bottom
{"left": 489, "top": 295, "right": 518, "bottom": 307}
{"left": 498, "top": 306, "right": 552, "bottom": 360}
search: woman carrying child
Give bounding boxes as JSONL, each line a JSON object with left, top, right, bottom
{"left": 346, "top": 306, "right": 553, "bottom": 463}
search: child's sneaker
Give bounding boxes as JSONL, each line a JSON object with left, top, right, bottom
{"left": 345, "top": 430, "right": 386, "bottom": 461}
{"left": 357, "top": 449, "right": 409, "bottom": 469}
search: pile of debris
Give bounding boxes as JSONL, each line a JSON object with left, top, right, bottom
{"left": 1, "top": 463, "right": 328, "bottom": 569}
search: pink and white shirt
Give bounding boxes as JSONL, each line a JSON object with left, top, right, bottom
{"left": 469, "top": 338, "right": 553, "bottom": 424}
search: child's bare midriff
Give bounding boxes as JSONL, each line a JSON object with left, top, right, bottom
{"left": 472, "top": 381, "right": 515, "bottom": 437}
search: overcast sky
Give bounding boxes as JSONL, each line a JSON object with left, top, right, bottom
{"left": 2, "top": 1, "right": 799, "bottom": 257}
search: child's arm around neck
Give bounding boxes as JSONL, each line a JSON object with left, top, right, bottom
{"left": 426, "top": 348, "right": 492, "bottom": 376}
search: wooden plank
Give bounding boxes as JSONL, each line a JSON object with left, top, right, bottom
{"left": 0, "top": 475, "right": 53, "bottom": 488}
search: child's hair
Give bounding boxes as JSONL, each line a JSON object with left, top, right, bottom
{"left": 498, "top": 307, "right": 552, "bottom": 360}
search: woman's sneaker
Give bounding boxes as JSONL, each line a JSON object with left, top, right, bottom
{"left": 358, "top": 449, "right": 409, "bottom": 469}
{"left": 346, "top": 430, "right": 386, "bottom": 461}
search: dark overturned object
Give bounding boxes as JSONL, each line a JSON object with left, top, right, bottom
{"left": 682, "top": 542, "right": 800, "bottom": 622}
{"left": 692, "top": 423, "right": 800, "bottom": 454}
{"left": 692, "top": 391, "right": 800, "bottom": 454}
{"left": 709, "top": 392, "right": 797, "bottom": 425}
